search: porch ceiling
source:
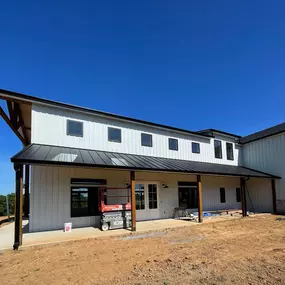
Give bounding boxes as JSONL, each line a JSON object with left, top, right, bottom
{"left": 11, "top": 144, "right": 280, "bottom": 179}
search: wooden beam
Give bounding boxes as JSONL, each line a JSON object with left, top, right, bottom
{"left": 0, "top": 106, "right": 26, "bottom": 144}
{"left": 13, "top": 164, "right": 23, "bottom": 250}
{"left": 7, "top": 101, "right": 17, "bottom": 128}
{"left": 24, "top": 165, "right": 30, "bottom": 218}
{"left": 271, "top": 179, "right": 277, "bottom": 214}
{"left": 197, "top": 175, "right": 203, "bottom": 223}
{"left": 240, "top": 177, "right": 247, "bottom": 217}
{"left": 130, "top": 171, "right": 136, "bottom": 231}
{"left": 14, "top": 103, "right": 29, "bottom": 144}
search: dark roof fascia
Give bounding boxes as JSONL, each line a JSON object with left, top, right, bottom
{"left": 239, "top": 129, "right": 285, "bottom": 144}
{"left": 198, "top": 129, "right": 241, "bottom": 139}
{"left": 0, "top": 88, "right": 212, "bottom": 140}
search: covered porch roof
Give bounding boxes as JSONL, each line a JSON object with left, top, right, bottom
{"left": 11, "top": 143, "right": 280, "bottom": 179}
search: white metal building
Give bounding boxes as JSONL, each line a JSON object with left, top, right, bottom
{"left": 0, "top": 88, "right": 282, "bottom": 249}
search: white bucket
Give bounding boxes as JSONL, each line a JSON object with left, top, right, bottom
{"left": 64, "top": 222, "right": 72, "bottom": 233}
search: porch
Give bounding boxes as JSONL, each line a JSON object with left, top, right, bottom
{"left": 1, "top": 213, "right": 244, "bottom": 250}
{"left": 10, "top": 144, "right": 279, "bottom": 249}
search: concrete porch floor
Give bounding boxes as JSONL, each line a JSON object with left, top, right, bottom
{"left": 22, "top": 219, "right": 197, "bottom": 248}
{"left": 0, "top": 215, "right": 243, "bottom": 250}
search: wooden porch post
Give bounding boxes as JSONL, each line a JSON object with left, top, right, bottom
{"left": 130, "top": 171, "right": 136, "bottom": 231}
{"left": 24, "top": 165, "right": 30, "bottom": 218}
{"left": 271, "top": 179, "right": 277, "bottom": 214}
{"left": 240, "top": 177, "right": 247, "bottom": 217}
{"left": 13, "top": 164, "right": 23, "bottom": 250}
{"left": 197, "top": 175, "right": 203, "bottom": 223}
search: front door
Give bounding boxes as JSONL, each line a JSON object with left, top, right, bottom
{"left": 135, "top": 182, "right": 159, "bottom": 221}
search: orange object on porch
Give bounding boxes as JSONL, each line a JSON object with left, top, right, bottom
{"left": 98, "top": 187, "right": 131, "bottom": 213}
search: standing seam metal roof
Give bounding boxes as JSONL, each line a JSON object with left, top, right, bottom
{"left": 11, "top": 144, "right": 279, "bottom": 178}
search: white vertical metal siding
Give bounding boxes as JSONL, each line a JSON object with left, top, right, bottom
{"left": 30, "top": 166, "right": 250, "bottom": 232}
{"left": 202, "top": 176, "right": 241, "bottom": 211}
{"left": 243, "top": 133, "right": 285, "bottom": 212}
{"left": 246, "top": 178, "right": 272, "bottom": 213}
{"left": 31, "top": 104, "right": 241, "bottom": 165}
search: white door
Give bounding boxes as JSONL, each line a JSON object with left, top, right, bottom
{"left": 135, "top": 182, "right": 159, "bottom": 221}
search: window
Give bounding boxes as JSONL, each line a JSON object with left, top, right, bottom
{"left": 169, "top": 138, "right": 178, "bottom": 151}
{"left": 70, "top": 179, "right": 106, "bottom": 217}
{"left": 192, "top": 142, "right": 200, "bottom": 154}
{"left": 108, "top": 127, "right": 121, "bottom": 143}
{"left": 220, "top": 187, "right": 226, "bottom": 203}
{"left": 135, "top": 184, "right": 145, "bottom": 210}
{"left": 67, "top": 120, "right": 83, "bottom": 137}
{"left": 141, "top": 133, "right": 152, "bottom": 147}
{"left": 226, "top": 142, "right": 234, "bottom": 160}
{"left": 178, "top": 182, "right": 198, "bottom": 209}
{"left": 148, "top": 184, "right": 158, "bottom": 209}
{"left": 214, "top": 140, "right": 222, "bottom": 159}
{"left": 236, "top": 188, "right": 241, "bottom": 202}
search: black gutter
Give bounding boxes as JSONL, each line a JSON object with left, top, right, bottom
{"left": 0, "top": 88, "right": 213, "bottom": 139}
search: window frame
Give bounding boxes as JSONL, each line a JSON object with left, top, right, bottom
{"left": 71, "top": 187, "right": 91, "bottom": 218}
{"left": 220, "top": 187, "right": 226, "bottom": 203}
{"left": 214, "top": 140, "right": 222, "bottom": 159}
{"left": 178, "top": 182, "right": 198, "bottom": 209}
{"left": 66, "top": 119, "right": 83, "bottom": 137}
{"left": 135, "top": 183, "right": 145, "bottom": 210}
{"left": 192, "top": 142, "right": 200, "bottom": 154}
{"left": 108, "top": 127, "right": 122, "bottom": 143}
{"left": 168, "top": 138, "right": 178, "bottom": 151}
{"left": 70, "top": 179, "right": 106, "bottom": 218}
{"left": 226, "top": 142, "right": 234, "bottom": 160}
{"left": 141, "top": 133, "right": 153, "bottom": 147}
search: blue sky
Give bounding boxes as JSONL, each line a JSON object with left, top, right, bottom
{"left": 1, "top": 1, "right": 285, "bottom": 194}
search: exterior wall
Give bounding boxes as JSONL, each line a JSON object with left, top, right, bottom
{"left": 202, "top": 176, "right": 241, "bottom": 211}
{"left": 246, "top": 178, "right": 273, "bottom": 213}
{"left": 30, "top": 165, "right": 253, "bottom": 232}
{"left": 242, "top": 133, "right": 285, "bottom": 212}
{"left": 31, "top": 104, "right": 241, "bottom": 166}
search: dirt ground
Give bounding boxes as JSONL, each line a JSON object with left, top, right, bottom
{"left": 1, "top": 215, "right": 285, "bottom": 285}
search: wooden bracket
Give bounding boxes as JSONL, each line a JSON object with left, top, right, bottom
{"left": 0, "top": 106, "right": 26, "bottom": 145}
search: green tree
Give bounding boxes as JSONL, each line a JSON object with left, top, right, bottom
{"left": 0, "top": 193, "right": 16, "bottom": 216}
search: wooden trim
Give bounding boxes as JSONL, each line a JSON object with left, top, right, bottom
{"left": 130, "top": 171, "right": 136, "bottom": 231}
{"left": 0, "top": 106, "right": 26, "bottom": 144}
{"left": 13, "top": 164, "right": 23, "bottom": 250}
{"left": 197, "top": 175, "right": 203, "bottom": 223}
{"left": 240, "top": 178, "right": 247, "bottom": 217}
{"left": 271, "top": 179, "right": 277, "bottom": 214}
{"left": 7, "top": 101, "right": 17, "bottom": 128}
{"left": 24, "top": 165, "right": 30, "bottom": 218}
{"left": 14, "top": 103, "right": 29, "bottom": 144}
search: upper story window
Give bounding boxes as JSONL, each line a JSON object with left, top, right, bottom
{"left": 214, "top": 140, "right": 222, "bottom": 159}
{"left": 141, "top": 133, "right": 152, "bottom": 147}
{"left": 108, "top": 127, "right": 122, "bottom": 143}
{"left": 67, "top": 120, "right": 83, "bottom": 137}
{"left": 192, "top": 142, "right": 200, "bottom": 154}
{"left": 226, "top": 142, "right": 234, "bottom": 160}
{"left": 169, "top": 138, "right": 178, "bottom": 151}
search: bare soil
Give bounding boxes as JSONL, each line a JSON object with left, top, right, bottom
{"left": 1, "top": 215, "right": 285, "bottom": 285}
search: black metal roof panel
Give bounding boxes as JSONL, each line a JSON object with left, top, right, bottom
{"left": 239, "top": 122, "right": 285, "bottom": 144}
{"left": 11, "top": 144, "right": 279, "bottom": 178}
